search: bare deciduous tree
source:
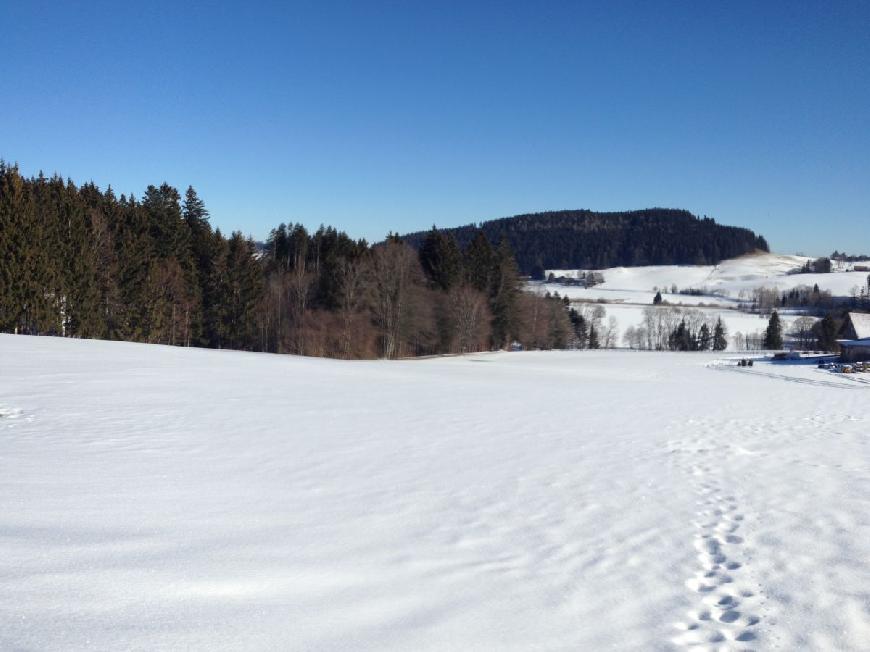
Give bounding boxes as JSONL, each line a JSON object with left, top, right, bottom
{"left": 370, "top": 241, "right": 418, "bottom": 359}
{"left": 604, "top": 315, "right": 619, "bottom": 348}
{"left": 449, "top": 285, "right": 489, "bottom": 353}
{"left": 288, "top": 249, "right": 314, "bottom": 355}
{"left": 791, "top": 316, "right": 817, "bottom": 350}
{"left": 337, "top": 256, "right": 367, "bottom": 358}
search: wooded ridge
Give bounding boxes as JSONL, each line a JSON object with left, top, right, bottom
{"left": 400, "top": 209, "right": 769, "bottom": 276}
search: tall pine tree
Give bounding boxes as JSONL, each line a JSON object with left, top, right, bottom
{"left": 764, "top": 310, "right": 783, "bottom": 350}
{"left": 489, "top": 238, "right": 520, "bottom": 349}
{"left": 712, "top": 317, "right": 728, "bottom": 351}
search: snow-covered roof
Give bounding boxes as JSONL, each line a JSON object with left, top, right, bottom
{"left": 848, "top": 313, "right": 870, "bottom": 339}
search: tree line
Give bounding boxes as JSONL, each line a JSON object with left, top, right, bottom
{"left": 400, "top": 209, "right": 769, "bottom": 275}
{"left": 621, "top": 306, "right": 727, "bottom": 351}
{"left": 831, "top": 251, "right": 870, "bottom": 264}
{"left": 740, "top": 284, "right": 835, "bottom": 314}
{"left": 0, "top": 164, "right": 575, "bottom": 358}
{"left": 793, "top": 257, "right": 832, "bottom": 274}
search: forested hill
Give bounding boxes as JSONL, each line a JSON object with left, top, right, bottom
{"left": 401, "top": 209, "right": 769, "bottom": 275}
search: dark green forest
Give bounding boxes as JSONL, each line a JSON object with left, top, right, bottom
{"left": 401, "top": 209, "right": 769, "bottom": 276}
{"left": 0, "top": 163, "right": 577, "bottom": 358}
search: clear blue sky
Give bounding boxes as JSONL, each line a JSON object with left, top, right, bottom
{"left": 3, "top": 1, "right": 868, "bottom": 255}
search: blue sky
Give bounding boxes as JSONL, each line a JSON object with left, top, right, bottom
{"left": 3, "top": 1, "right": 868, "bottom": 254}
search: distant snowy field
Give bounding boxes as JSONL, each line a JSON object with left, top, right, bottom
{"left": 2, "top": 335, "right": 869, "bottom": 651}
{"left": 537, "top": 253, "right": 870, "bottom": 344}
{"left": 595, "top": 302, "right": 804, "bottom": 343}
{"left": 546, "top": 253, "right": 870, "bottom": 298}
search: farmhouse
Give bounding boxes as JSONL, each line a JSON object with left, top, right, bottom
{"left": 839, "top": 313, "right": 870, "bottom": 362}
{"left": 840, "top": 339, "right": 870, "bottom": 362}
{"left": 842, "top": 312, "right": 870, "bottom": 340}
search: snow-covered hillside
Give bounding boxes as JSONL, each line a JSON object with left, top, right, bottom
{"left": 2, "top": 335, "right": 869, "bottom": 650}
{"left": 547, "top": 252, "right": 870, "bottom": 298}
{"left": 538, "top": 253, "right": 870, "bottom": 347}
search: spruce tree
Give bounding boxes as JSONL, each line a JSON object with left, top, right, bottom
{"left": 91, "top": 186, "right": 122, "bottom": 338}
{"left": 204, "top": 229, "right": 230, "bottom": 348}
{"left": 464, "top": 230, "right": 494, "bottom": 293}
{"left": 569, "top": 309, "right": 588, "bottom": 349}
{"left": 699, "top": 323, "right": 712, "bottom": 351}
{"left": 669, "top": 320, "right": 691, "bottom": 351}
{"left": 223, "top": 233, "right": 264, "bottom": 350}
{"left": 712, "top": 317, "right": 728, "bottom": 351}
{"left": 183, "top": 186, "right": 209, "bottom": 230}
{"left": 489, "top": 238, "right": 520, "bottom": 349}
{"left": 60, "top": 180, "right": 103, "bottom": 337}
{"left": 0, "top": 165, "right": 57, "bottom": 334}
{"left": 588, "top": 324, "right": 600, "bottom": 349}
{"left": 764, "top": 310, "right": 783, "bottom": 350}
{"left": 419, "top": 227, "right": 462, "bottom": 291}
{"left": 115, "top": 196, "right": 155, "bottom": 341}
{"left": 815, "top": 313, "right": 839, "bottom": 352}
{"left": 183, "top": 186, "right": 213, "bottom": 345}
{"left": 0, "top": 165, "right": 29, "bottom": 331}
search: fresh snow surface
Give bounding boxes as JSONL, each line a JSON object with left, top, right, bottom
{"left": 2, "top": 335, "right": 870, "bottom": 651}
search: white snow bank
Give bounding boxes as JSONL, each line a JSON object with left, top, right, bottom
{"left": 1, "top": 335, "right": 869, "bottom": 650}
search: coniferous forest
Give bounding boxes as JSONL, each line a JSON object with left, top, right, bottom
{"left": 0, "top": 164, "right": 576, "bottom": 358}
{"left": 401, "top": 209, "right": 769, "bottom": 277}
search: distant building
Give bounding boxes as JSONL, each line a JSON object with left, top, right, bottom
{"left": 842, "top": 312, "right": 870, "bottom": 340}
{"left": 840, "top": 338, "right": 870, "bottom": 362}
{"left": 838, "top": 313, "right": 870, "bottom": 362}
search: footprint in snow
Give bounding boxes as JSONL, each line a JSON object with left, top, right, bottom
{"left": 672, "top": 446, "right": 762, "bottom": 650}
{"left": 0, "top": 407, "right": 22, "bottom": 419}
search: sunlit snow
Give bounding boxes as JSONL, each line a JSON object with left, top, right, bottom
{"left": 1, "top": 334, "right": 869, "bottom": 650}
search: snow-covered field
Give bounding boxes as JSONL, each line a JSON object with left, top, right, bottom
{"left": 2, "top": 335, "right": 869, "bottom": 651}
{"left": 536, "top": 253, "right": 870, "bottom": 346}
{"left": 547, "top": 253, "right": 870, "bottom": 298}
{"left": 598, "top": 303, "right": 806, "bottom": 344}
{"left": 535, "top": 287, "right": 741, "bottom": 308}
{"left": 530, "top": 290, "right": 808, "bottom": 349}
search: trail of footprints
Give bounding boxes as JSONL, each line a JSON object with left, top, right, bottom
{"left": 670, "top": 443, "right": 762, "bottom": 651}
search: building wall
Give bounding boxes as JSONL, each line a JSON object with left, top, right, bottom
{"left": 840, "top": 345, "right": 870, "bottom": 362}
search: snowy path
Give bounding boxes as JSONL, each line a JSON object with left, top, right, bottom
{"left": 1, "top": 336, "right": 869, "bottom": 650}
